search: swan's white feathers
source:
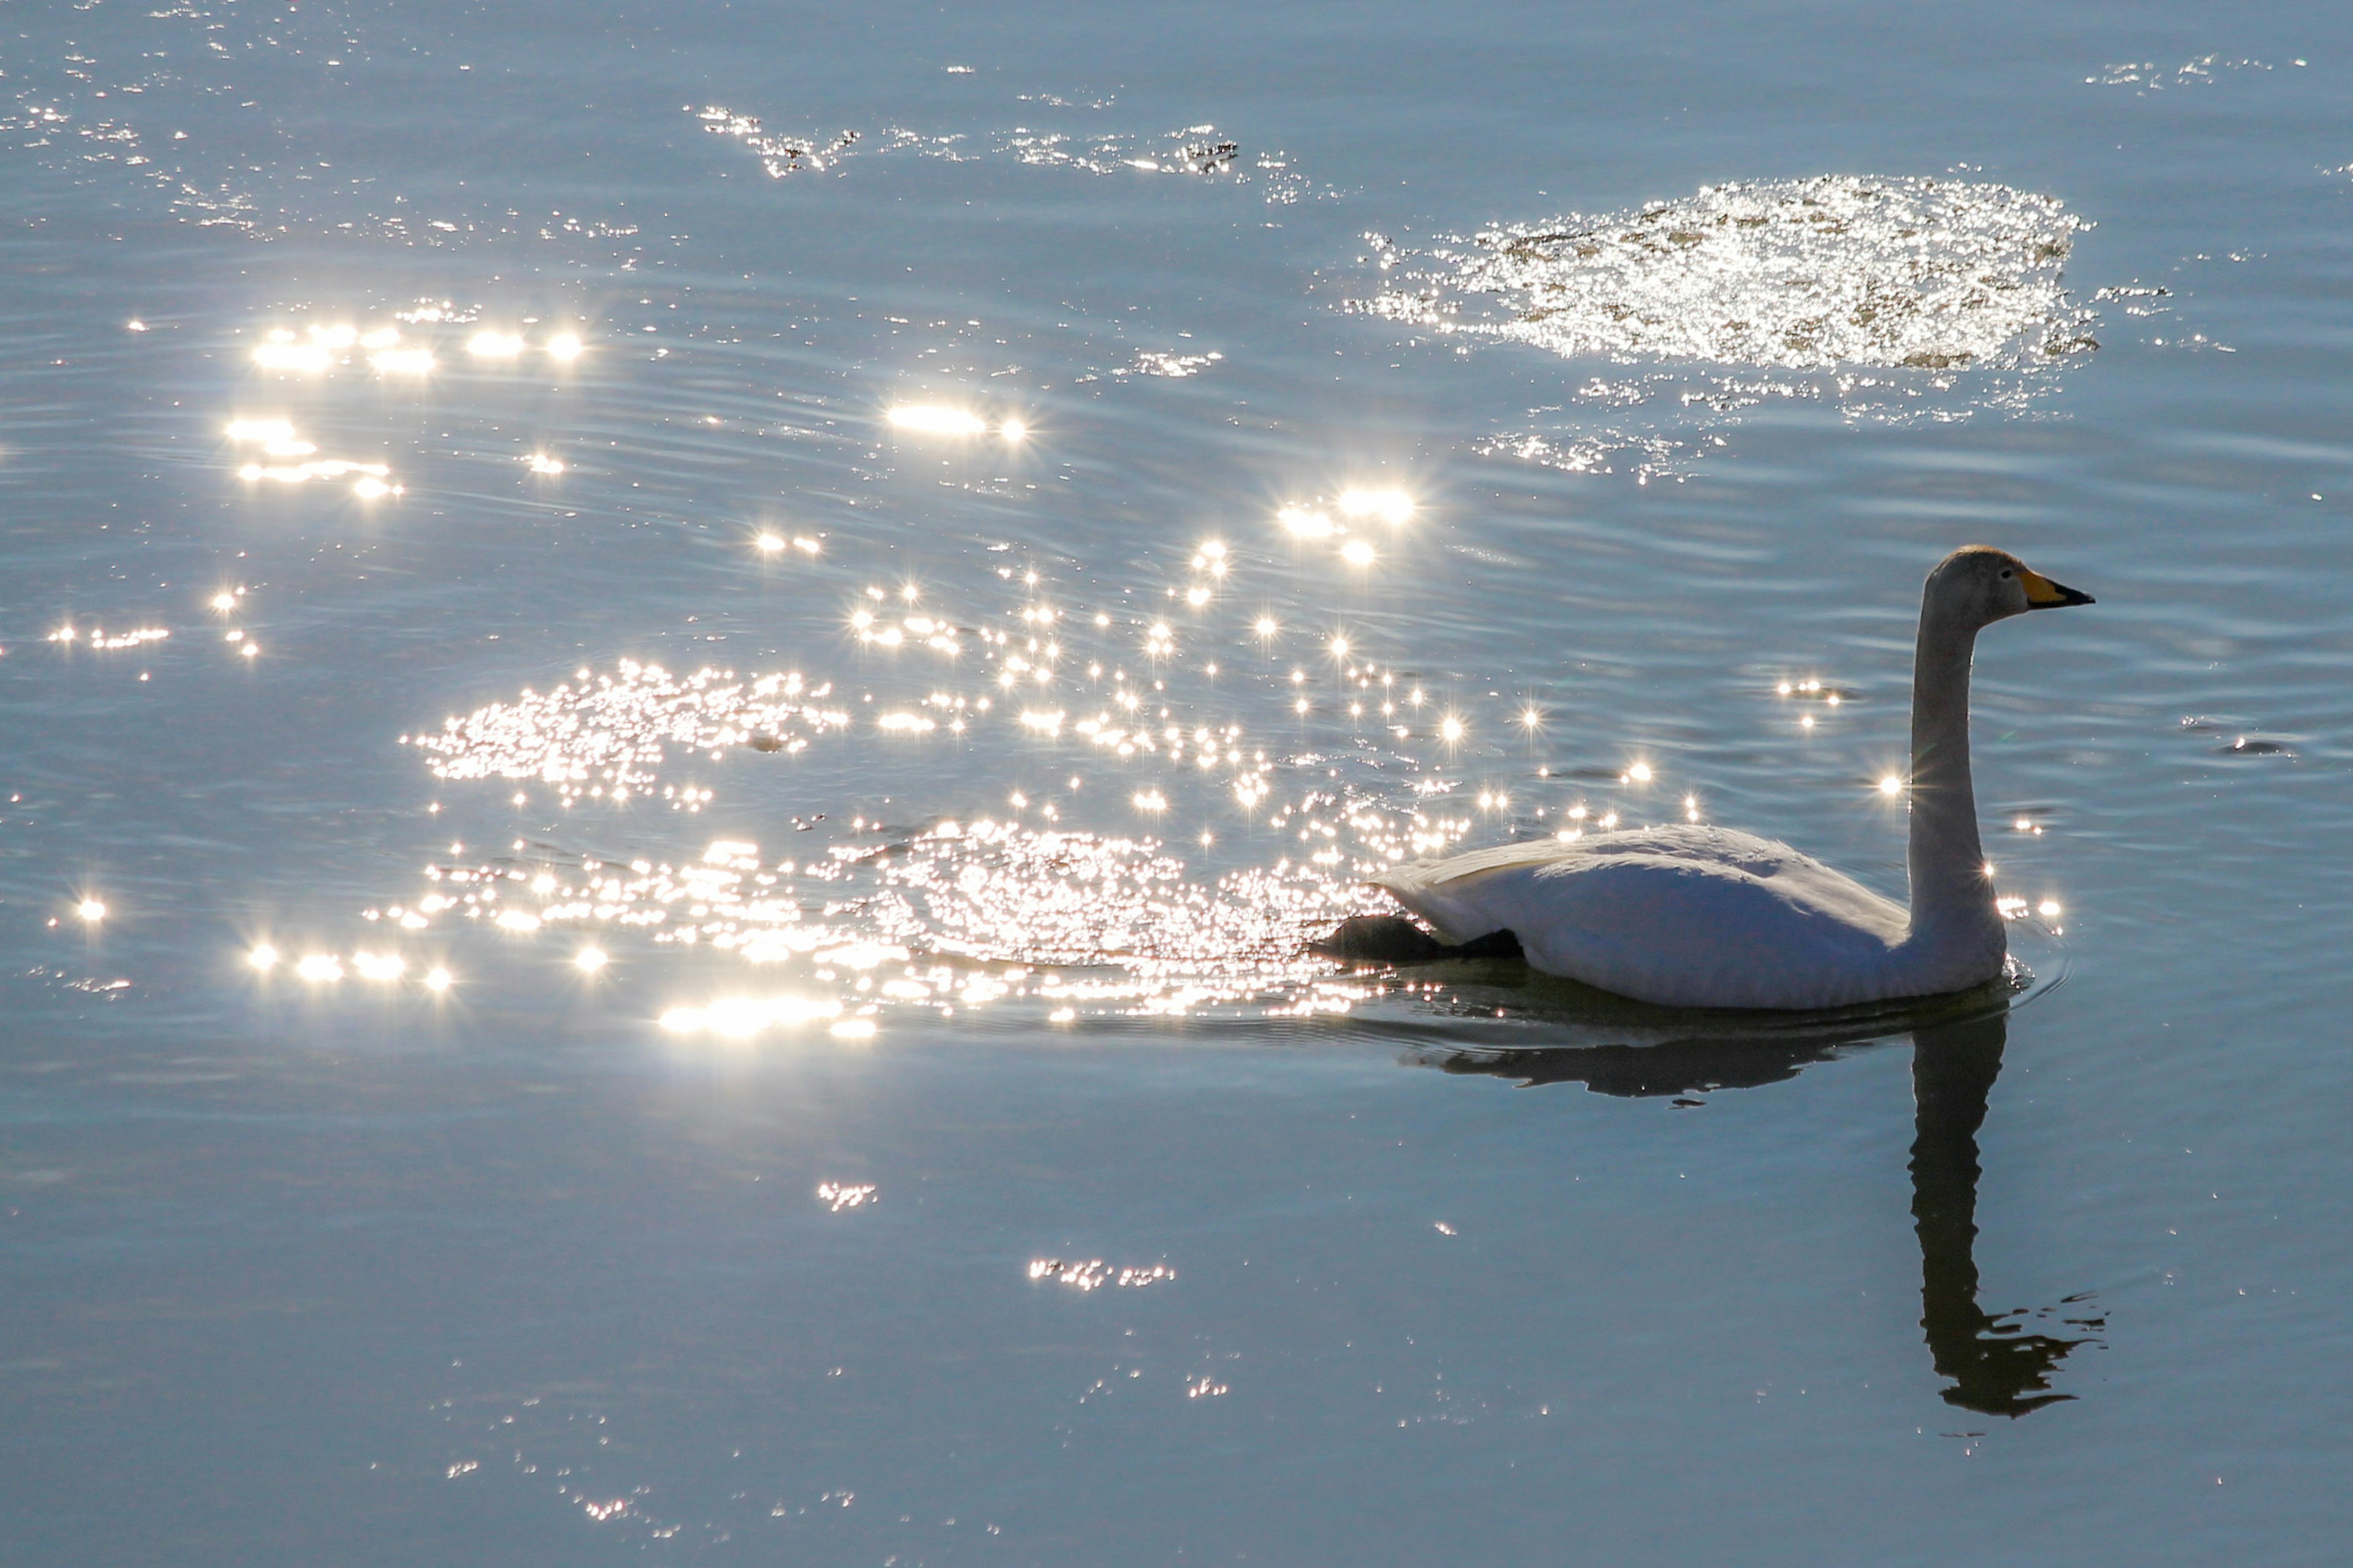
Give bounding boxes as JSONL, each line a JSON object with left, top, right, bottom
{"left": 1355, "top": 548, "right": 2089, "bottom": 1010}
{"left": 1371, "top": 824, "right": 1917, "bottom": 1011}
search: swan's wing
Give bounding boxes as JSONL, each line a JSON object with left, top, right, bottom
{"left": 1373, "top": 825, "right": 1900, "bottom": 936}
{"left": 1370, "top": 826, "right": 1913, "bottom": 1009}
{"left": 1370, "top": 836, "right": 1588, "bottom": 937}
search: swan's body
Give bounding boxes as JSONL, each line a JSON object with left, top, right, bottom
{"left": 1367, "top": 548, "right": 2093, "bottom": 1010}
{"left": 1372, "top": 824, "right": 1991, "bottom": 1010}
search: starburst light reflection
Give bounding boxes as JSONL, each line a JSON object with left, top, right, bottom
{"left": 1337, "top": 488, "right": 1415, "bottom": 525}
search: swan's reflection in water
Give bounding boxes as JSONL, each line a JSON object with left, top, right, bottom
{"left": 1419, "top": 983, "right": 2096, "bottom": 1418}
{"left": 1903, "top": 1010, "right": 2101, "bottom": 1417}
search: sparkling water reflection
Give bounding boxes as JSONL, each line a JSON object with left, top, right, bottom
{"left": 1358, "top": 175, "right": 2099, "bottom": 478}
{"left": 6, "top": 0, "right": 2352, "bottom": 1560}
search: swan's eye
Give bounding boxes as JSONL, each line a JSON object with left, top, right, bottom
{"left": 2000, "top": 569, "right": 2014, "bottom": 578}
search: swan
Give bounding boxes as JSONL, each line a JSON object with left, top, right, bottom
{"left": 1361, "top": 547, "right": 2093, "bottom": 1010}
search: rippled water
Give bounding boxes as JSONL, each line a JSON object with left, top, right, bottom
{"left": 6, "top": 2, "right": 2351, "bottom": 1561}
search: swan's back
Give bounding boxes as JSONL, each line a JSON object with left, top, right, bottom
{"left": 1370, "top": 824, "right": 1920, "bottom": 1010}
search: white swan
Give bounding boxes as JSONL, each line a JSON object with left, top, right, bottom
{"left": 1367, "top": 547, "right": 2094, "bottom": 1010}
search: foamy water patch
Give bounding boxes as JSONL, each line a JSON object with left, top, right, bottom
{"left": 1353, "top": 175, "right": 2096, "bottom": 477}
{"left": 1357, "top": 175, "right": 2091, "bottom": 371}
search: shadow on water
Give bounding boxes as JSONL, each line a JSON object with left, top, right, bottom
{"left": 1398, "top": 971, "right": 2098, "bottom": 1418}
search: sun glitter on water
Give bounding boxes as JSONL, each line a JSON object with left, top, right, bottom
{"left": 1351, "top": 174, "right": 2099, "bottom": 478}
{"left": 338, "top": 537, "right": 2074, "bottom": 1038}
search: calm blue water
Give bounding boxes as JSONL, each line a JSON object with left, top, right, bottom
{"left": 6, "top": 2, "right": 2351, "bottom": 1562}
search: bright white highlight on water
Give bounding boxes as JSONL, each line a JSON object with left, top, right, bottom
{"left": 574, "top": 947, "right": 608, "bottom": 972}
{"left": 466, "top": 331, "right": 525, "bottom": 357}
{"left": 887, "top": 404, "right": 988, "bottom": 436}
{"left": 352, "top": 950, "right": 405, "bottom": 982}
{"left": 1338, "top": 488, "right": 1415, "bottom": 525}
{"left": 544, "top": 333, "right": 585, "bottom": 361}
{"left": 817, "top": 1181, "right": 878, "bottom": 1211}
{"left": 1879, "top": 775, "right": 1904, "bottom": 795}
{"left": 248, "top": 944, "right": 279, "bottom": 972}
{"left": 52, "top": 624, "right": 169, "bottom": 650}
{"left": 252, "top": 338, "right": 332, "bottom": 373}
{"left": 238, "top": 456, "right": 392, "bottom": 485}
{"left": 225, "top": 418, "right": 296, "bottom": 444}
{"left": 659, "top": 993, "right": 842, "bottom": 1031}
{"left": 77, "top": 898, "right": 107, "bottom": 922}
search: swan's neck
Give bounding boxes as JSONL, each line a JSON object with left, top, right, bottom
{"left": 1906, "top": 605, "right": 2000, "bottom": 953}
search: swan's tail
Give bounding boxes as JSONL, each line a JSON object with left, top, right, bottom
{"left": 1364, "top": 864, "right": 1449, "bottom": 931}
{"left": 1367, "top": 839, "right": 1580, "bottom": 945}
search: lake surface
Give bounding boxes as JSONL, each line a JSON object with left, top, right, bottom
{"left": 4, "top": 1, "right": 2350, "bottom": 1561}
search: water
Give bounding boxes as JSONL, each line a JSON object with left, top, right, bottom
{"left": 5, "top": 1, "right": 2350, "bottom": 1560}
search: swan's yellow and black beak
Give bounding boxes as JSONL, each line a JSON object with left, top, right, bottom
{"left": 2019, "top": 566, "right": 2095, "bottom": 609}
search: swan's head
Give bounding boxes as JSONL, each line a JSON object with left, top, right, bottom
{"left": 1928, "top": 546, "right": 2095, "bottom": 629}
